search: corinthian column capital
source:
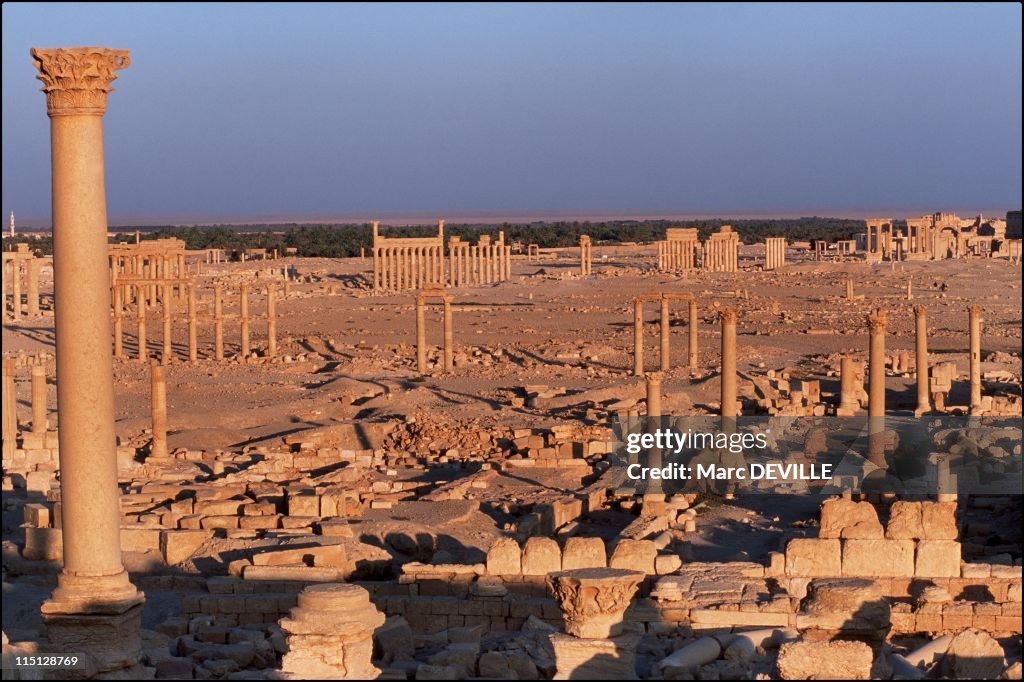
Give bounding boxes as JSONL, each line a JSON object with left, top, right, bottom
{"left": 31, "top": 47, "right": 130, "bottom": 116}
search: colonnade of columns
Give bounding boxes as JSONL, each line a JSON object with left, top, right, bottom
{"left": 372, "top": 220, "right": 446, "bottom": 292}
{"left": 111, "top": 279, "right": 279, "bottom": 363}
{"left": 448, "top": 233, "right": 512, "bottom": 287}
{"left": 633, "top": 293, "right": 698, "bottom": 376}
{"left": 2, "top": 245, "right": 46, "bottom": 319}
{"left": 764, "top": 237, "right": 786, "bottom": 270}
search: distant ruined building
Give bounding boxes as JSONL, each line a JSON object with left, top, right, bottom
{"left": 864, "top": 212, "right": 1020, "bottom": 262}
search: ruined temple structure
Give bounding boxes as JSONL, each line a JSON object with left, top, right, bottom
{"left": 448, "top": 232, "right": 512, "bottom": 287}
{"left": 866, "top": 212, "right": 1021, "bottom": 262}
{"left": 764, "top": 237, "right": 786, "bottom": 270}
{"left": 3, "top": 42, "right": 1022, "bottom": 682}
{"left": 656, "top": 227, "right": 700, "bottom": 273}
{"left": 372, "top": 220, "right": 446, "bottom": 292}
{"left": 702, "top": 225, "right": 740, "bottom": 272}
{"left": 2, "top": 243, "right": 47, "bottom": 320}
{"left": 109, "top": 238, "right": 188, "bottom": 303}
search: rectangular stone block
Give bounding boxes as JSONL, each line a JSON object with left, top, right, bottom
{"left": 486, "top": 537, "right": 522, "bottom": 575}
{"left": 785, "top": 538, "right": 841, "bottom": 577}
{"left": 915, "top": 541, "right": 961, "bottom": 578}
{"left": 521, "top": 537, "right": 561, "bottom": 576}
{"left": 160, "top": 530, "right": 213, "bottom": 566}
{"left": 842, "top": 539, "right": 914, "bottom": 577}
{"left": 23, "top": 503, "right": 50, "bottom": 528}
{"left": 561, "top": 537, "right": 606, "bottom": 570}
{"left": 120, "top": 527, "right": 162, "bottom": 553}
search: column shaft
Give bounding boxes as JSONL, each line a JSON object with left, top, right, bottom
{"left": 150, "top": 363, "right": 167, "bottom": 458}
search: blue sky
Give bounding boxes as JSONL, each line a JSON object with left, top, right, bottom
{"left": 2, "top": 3, "right": 1021, "bottom": 225}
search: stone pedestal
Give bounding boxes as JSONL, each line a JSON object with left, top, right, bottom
{"left": 279, "top": 583, "right": 385, "bottom": 679}
{"left": 795, "top": 578, "right": 891, "bottom": 648}
{"left": 546, "top": 568, "right": 644, "bottom": 639}
{"left": 549, "top": 633, "right": 639, "bottom": 680}
{"left": 42, "top": 603, "right": 144, "bottom": 674}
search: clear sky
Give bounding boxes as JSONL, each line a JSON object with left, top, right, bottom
{"left": 2, "top": 3, "right": 1021, "bottom": 225}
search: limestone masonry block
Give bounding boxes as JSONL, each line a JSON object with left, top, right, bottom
{"left": 486, "top": 537, "right": 522, "bottom": 575}
{"left": 914, "top": 541, "right": 962, "bottom": 578}
{"left": 609, "top": 539, "right": 658, "bottom": 574}
{"left": 818, "top": 499, "right": 883, "bottom": 539}
{"left": 785, "top": 539, "right": 841, "bottom": 577}
{"left": 561, "top": 537, "right": 607, "bottom": 570}
{"left": 521, "top": 537, "right": 561, "bottom": 576}
{"left": 776, "top": 640, "right": 873, "bottom": 680}
{"left": 842, "top": 539, "right": 915, "bottom": 577}
{"left": 887, "top": 501, "right": 958, "bottom": 540}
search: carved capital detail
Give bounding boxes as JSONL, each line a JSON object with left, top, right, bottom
{"left": 31, "top": 47, "right": 130, "bottom": 116}
{"left": 867, "top": 308, "right": 889, "bottom": 331}
{"left": 719, "top": 308, "right": 739, "bottom": 324}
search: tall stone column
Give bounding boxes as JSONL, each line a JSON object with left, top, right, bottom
{"left": 442, "top": 295, "right": 454, "bottom": 372}
{"left": 112, "top": 283, "right": 124, "bottom": 359}
{"left": 161, "top": 282, "right": 173, "bottom": 364}
{"left": 659, "top": 297, "right": 670, "bottom": 372}
{"left": 240, "top": 282, "right": 250, "bottom": 358}
{"left": 867, "top": 309, "right": 889, "bottom": 466}
{"left": 688, "top": 299, "right": 698, "bottom": 370}
{"left": 31, "top": 363, "right": 48, "bottom": 434}
{"left": 214, "top": 283, "right": 224, "bottom": 361}
{"left": 416, "top": 297, "right": 427, "bottom": 373}
{"left": 150, "top": 363, "right": 168, "bottom": 459}
{"left": 720, "top": 309, "right": 739, "bottom": 421}
{"left": 11, "top": 259, "right": 22, "bottom": 320}
{"left": 633, "top": 298, "right": 644, "bottom": 376}
{"left": 187, "top": 284, "right": 198, "bottom": 363}
{"left": 266, "top": 284, "right": 277, "bottom": 357}
{"left": 645, "top": 371, "right": 664, "bottom": 497}
{"left": 32, "top": 46, "right": 143, "bottom": 671}
{"left": 2, "top": 359, "right": 16, "bottom": 462}
{"left": 846, "top": 278, "right": 854, "bottom": 301}
{"left": 914, "top": 305, "right": 930, "bottom": 415}
{"left": 969, "top": 306, "right": 982, "bottom": 413}
{"left": 27, "top": 257, "right": 41, "bottom": 316}
{"left": 137, "top": 285, "right": 147, "bottom": 361}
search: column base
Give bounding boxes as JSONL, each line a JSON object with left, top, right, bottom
{"left": 549, "top": 633, "right": 639, "bottom": 680}
{"left": 43, "top": 570, "right": 144, "bottom": 615}
{"left": 41, "top": 602, "right": 144, "bottom": 674}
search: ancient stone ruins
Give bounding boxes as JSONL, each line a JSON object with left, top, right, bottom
{"left": 1, "top": 45, "right": 1022, "bottom": 681}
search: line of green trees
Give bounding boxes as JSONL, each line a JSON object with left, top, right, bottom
{"left": 5, "top": 217, "right": 871, "bottom": 258}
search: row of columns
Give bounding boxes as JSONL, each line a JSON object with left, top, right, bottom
{"left": 764, "top": 237, "right": 786, "bottom": 270}
{"left": 2, "top": 248, "right": 45, "bottom": 319}
{"left": 703, "top": 237, "right": 739, "bottom": 272}
{"left": 374, "top": 244, "right": 446, "bottom": 291}
{"left": 448, "top": 236, "right": 512, "bottom": 287}
{"left": 656, "top": 239, "right": 699, "bottom": 272}
{"left": 633, "top": 294, "right": 698, "bottom": 376}
{"left": 415, "top": 289, "right": 454, "bottom": 373}
{"left": 109, "top": 240, "right": 189, "bottom": 308}
{"left": 113, "top": 280, "right": 279, "bottom": 363}
{"left": 1, "top": 358, "right": 52, "bottom": 459}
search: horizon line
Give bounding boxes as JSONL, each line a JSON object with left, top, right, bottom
{"left": 4, "top": 206, "right": 1020, "bottom": 230}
